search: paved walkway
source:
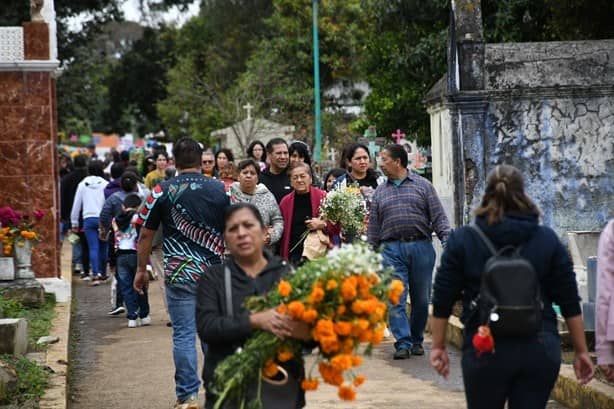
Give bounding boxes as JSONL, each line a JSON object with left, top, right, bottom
{"left": 68, "top": 271, "right": 567, "bottom": 409}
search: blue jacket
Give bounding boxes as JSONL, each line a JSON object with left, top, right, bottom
{"left": 432, "top": 212, "right": 581, "bottom": 342}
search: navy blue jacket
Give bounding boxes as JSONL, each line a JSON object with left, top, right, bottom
{"left": 432, "top": 212, "right": 581, "bottom": 342}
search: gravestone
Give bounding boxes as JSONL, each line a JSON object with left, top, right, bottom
{"left": 0, "top": 257, "right": 15, "bottom": 281}
{"left": 0, "top": 318, "right": 28, "bottom": 356}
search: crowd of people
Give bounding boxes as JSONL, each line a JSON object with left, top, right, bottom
{"left": 58, "top": 136, "right": 607, "bottom": 409}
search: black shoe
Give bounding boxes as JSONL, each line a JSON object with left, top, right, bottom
{"left": 411, "top": 344, "right": 425, "bottom": 356}
{"left": 393, "top": 348, "right": 410, "bottom": 360}
{"left": 107, "top": 306, "right": 126, "bottom": 316}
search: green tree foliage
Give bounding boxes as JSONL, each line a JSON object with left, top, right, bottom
{"left": 158, "top": 0, "right": 276, "bottom": 143}
{"left": 235, "top": 0, "right": 369, "bottom": 143}
{"left": 105, "top": 26, "right": 177, "bottom": 136}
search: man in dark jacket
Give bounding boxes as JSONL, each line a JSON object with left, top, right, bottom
{"left": 259, "top": 138, "right": 292, "bottom": 204}
{"left": 60, "top": 154, "right": 89, "bottom": 276}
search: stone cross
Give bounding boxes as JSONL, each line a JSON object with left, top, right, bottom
{"left": 328, "top": 148, "right": 337, "bottom": 162}
{"left": 242, "top": 103, "right": 254, "bottom": 120}
{"left": 391, "top": 129, "right": 405, "bottom": 145}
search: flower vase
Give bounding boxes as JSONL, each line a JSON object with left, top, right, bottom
{"left": 14, "top": 240, "right": 35, "bottom": 279}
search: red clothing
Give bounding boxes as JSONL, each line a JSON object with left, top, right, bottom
{"left": 279, "top": 187, "right": 333, "bottom": 260}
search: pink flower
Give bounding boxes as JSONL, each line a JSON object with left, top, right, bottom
{"left": 0, "top": 207, "right": 21, "bottom": 226}
{"left": 33, "top": 209, "right": 45, "bottom": 221}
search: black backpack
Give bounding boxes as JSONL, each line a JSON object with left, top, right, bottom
{"left": 469, "top": 224, "right": 543, "bottom": 338}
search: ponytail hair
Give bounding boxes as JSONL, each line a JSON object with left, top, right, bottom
{"left": 475, "top": 164, "right": 540, "bottom": 225}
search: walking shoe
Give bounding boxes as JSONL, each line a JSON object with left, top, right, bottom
{"left": 174, "top": 394, "right": 199, "bottom": 409}
{"left": 411, "top": 344, "right": 425, "bottom": 356}
{"left": 107, "top": 306, "right": 126, "bottom": 316}
{"left": 393, "top": 348, "right": 411, "bottom": 360}
{"left": 80, "top": 273, "right": 91, "bottom": 281}
{"left": 128, "top": 319, "right": 139, "bottom": 328}
{"left": 140, "top": 315, "right": 152, "bottom": 326}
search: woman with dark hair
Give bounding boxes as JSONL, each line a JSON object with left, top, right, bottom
{"left": 229, "top": 159, "right": 283, "bottom": 248}
{"left": 246, "top": 140, "right": 267, "bottom": 171}
{"left": 196, "top": 203, "right": 310, "bottom": 409}
{"left": 430, "top": 164, "right": 593, "bottom": 408}
{"left": 288, "top": 141, "right": 311, "bottom": 167}
{"left": 215, "top": 148, "right": 235, "bottom": 174}
{"left": 335, "top": 143, "right": 380, "bottom": 190}
{"left": 322, "top": 168, "right": 345, "bottom": 192}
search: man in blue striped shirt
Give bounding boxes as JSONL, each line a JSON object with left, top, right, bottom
{"left": 368, "top": 144, "right": 450, "bottom": 360}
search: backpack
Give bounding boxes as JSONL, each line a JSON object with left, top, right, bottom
{"left": 469, "top": 224, "right": 543, "bottom": 338}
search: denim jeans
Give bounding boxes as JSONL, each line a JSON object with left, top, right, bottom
{"left": 382, "top": 239, "right": 436, "bottom": 351}
{"left": 116, "top": 253, "right": 149, "bottom": 320}
{"left": 83, "top": 217, "right": 108, "bottom": 277}
{"left": 165, "top": 284, "right": 203, "bottom": 402}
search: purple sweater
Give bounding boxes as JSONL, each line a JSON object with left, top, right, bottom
{"left": 596, "top": 220, "right": 614, "bottom": 365}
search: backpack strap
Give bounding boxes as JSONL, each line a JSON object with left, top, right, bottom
{"left": 224, "top": 266, "right": 233, "bottom": 318}
{"left": 468, "top": 224, "right": 498, "bottom": 256}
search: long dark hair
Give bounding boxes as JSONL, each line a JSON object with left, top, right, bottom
{"left": 215, "top": 148, "right": 235, "bottom": 171}
{"left": 475, "top": 164, "right": 540, "bottom": 225}
{"left": 246, "top": 140, "right": 267, "bottom": 163}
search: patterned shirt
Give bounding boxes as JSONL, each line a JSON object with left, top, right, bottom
{"left": 367, "top": 172, "right": 450, "bottom": 246}
{"left": 138, "top": 173, "right": 229, "bottom": 288}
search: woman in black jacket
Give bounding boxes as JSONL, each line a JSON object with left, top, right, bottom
{"left": 196, "top": 203, "right": 310, "bottom": 409}
{"left": 430, "top": 164, "right": 593, "bottom": 409}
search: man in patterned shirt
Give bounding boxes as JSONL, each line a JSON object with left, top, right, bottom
{"left": 134, "top": 137, "right": 229, "bottom": 409}
{"left": 368, "top": 144, "right": 450, "bottom": 360}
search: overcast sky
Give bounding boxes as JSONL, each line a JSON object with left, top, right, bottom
{"left": 66, "top": 0, "right": 200, "bottom": 31}
{"left": 121, "top": 0, "right": 200, "bottom": 26}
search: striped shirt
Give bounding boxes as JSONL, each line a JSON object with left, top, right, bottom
{"left": 367, "top": 172, "right": 450, "bottom": 246}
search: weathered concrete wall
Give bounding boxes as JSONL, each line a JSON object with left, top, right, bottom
{"left": 428, "top": 104, "right": 456, "bottom": 225}
{"left": 463, "top": 95, "right": 614, "bottom": 236}
{"left": 485, "top": 40, "right": 614, "bottom": 90}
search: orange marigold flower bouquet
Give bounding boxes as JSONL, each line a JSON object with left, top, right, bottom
{"left": 212, "top": 243, "right": 402, "bottom": 409}
{"left": 0, "top": 206, "right": 45, "bottom": 256}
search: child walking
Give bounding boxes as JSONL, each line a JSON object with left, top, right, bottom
{"left": 112, "top": 194, "right": 150, "bottom": 328}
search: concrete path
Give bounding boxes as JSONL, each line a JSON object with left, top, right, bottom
{"left": 68, "top": 273, "right": 568, "bottom": 409}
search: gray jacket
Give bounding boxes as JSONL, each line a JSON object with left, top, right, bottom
{"left": 229, "top": 182, "right": 284, "bottom": 245}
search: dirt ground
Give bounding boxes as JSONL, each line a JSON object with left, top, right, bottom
{"left": 68, "top": 273, "right": 568, "bottom": 409}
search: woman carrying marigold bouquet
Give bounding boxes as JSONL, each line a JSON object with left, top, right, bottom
{"left": 196, "top": 203, "right": 312, "bottom": 409}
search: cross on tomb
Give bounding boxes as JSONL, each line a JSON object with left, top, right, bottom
{"left": 328, "top": 148, "right": 337, "bottom": 162}
{"left": 242, "top": 103, "right": 254, "bottom": 120}
{"left": 391, "top": 129, "right": 406, "bottom": 145}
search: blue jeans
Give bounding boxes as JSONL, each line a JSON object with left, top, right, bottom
{"left": 165, "top": 284, "right": 203, "bottom": 401}
{"left": 382, "top": 240, "right": 436, "bottom": 351}
{"left": 83, "top": 217, "right": 108, "bottom": 277}
{"left": 117, "top": 253, "right": 149, "bottom": 320}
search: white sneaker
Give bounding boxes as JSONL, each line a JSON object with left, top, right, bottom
{"left": 128, "top": 319, "right": 139, "bottom": 328}
{"left": 384, "top": 326, "right": 391, "bottom": 338}
{"left": 140, "top": 316, "right": 152, "bottom": 326}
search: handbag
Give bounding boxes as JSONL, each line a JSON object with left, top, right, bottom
{"left": 221, "top": 267, "right": 301, "bottom": 409}
{"left": 301, "top": 229, "right": 330, "bottom": 260}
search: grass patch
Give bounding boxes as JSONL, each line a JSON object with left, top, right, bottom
{"left": 0, "top": 292, "right": 56, "bottom": 350}
{"left": 0, "top": 354, "right": 49, "bottom": 405}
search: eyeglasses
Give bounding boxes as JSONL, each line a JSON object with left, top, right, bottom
{"left": 202, "top": 160, "right": 213, "bottom": 164}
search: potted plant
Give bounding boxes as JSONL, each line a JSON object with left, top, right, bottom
{"left": 0, "top": 207, "right": 45, "bottom": 279}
